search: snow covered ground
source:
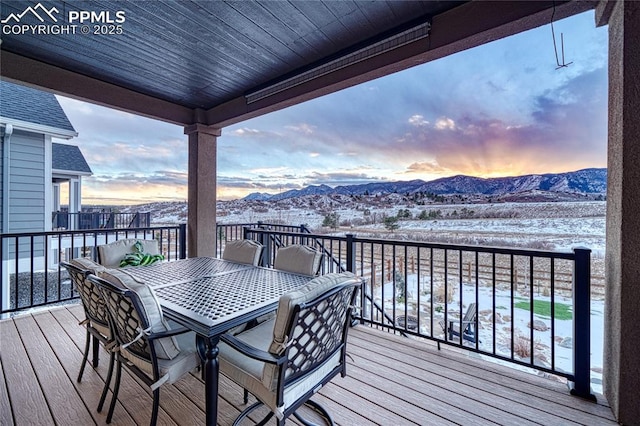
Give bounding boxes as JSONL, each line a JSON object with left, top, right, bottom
{"left": 373, "top": 272, "right": 604, "bottom": 394}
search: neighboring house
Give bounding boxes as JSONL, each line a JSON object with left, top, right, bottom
{"left": 0, "top": 80, "right": 89, "bottom": 235}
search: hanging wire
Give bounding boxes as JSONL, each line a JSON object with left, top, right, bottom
{"left": 551, "top": 2, "right": 573, "bottom": 69}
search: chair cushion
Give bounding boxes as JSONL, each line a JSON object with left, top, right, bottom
{"left": 127, "top": 325, "right": 200, "bottom": 385}
{"left": 69, "top": 257, "right": 105, "bottom": 274}
{"left": 97, "top": 268, "right": 180, "bottom": 360}
{"left": 273, "top": 245, "right": 322, "bottom": 276}
{"left": 97, "top": 239, "right": 160, "bottom": 268}
{"left": 222, "top": 239, "right": 262, "bottom": 265}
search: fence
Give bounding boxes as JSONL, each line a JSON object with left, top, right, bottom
{"left": 52, "top": 211, "right": 151, "bottom": 230}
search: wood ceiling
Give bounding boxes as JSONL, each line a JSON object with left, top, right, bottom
{"left": 0, "top": 1, "right": 595, "bottom": 127}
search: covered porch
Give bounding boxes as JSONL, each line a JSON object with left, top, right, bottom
{"left": 1, "top": 304, "right": 616, "bottom": 425}
{"left": 2, "top": 1, "right": 639, "bottom": 423}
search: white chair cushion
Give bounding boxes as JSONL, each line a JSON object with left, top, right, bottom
{"left": 69, "top": 257, "right": 105, "bottom": 274}
{"left": 97, "top": 268, "right": 180, "bottom": 360}
{"left": 126, "top": 327, "right": 200, "bottom": 385}
{"left": 97, "top": 239, "right": 160, "bottom": 268}
{"left": 273, "top": 245, "right": 322, "bottom": 276}
{"left": 222, "top": 239, "right": 262, "bottom": 265}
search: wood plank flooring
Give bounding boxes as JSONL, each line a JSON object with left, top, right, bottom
{"left": 0, "top": 304, "right": 617, "bottom": 425}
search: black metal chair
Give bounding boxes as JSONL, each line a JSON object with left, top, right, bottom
{"left": 61, "top": 258, "right": 114, "bottom": 413}
{"left": 89, "top": 269, "right": 201, "bottom": 425}
{"left": 218, "top": 272, "right": 362, "bottom": 426}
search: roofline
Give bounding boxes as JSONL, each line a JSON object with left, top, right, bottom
{"left": 0, "top": 117, "right": 78, "bottom": 139}
{"left": 52, "top": 169, "right": 92, "bottom": 177}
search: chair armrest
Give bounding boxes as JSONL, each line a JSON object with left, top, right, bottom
{"left": 149, "top": 325, "right": 191, "bottom": 340}
{"left": 220, "top": 333, "right": 285, "bottom": 365}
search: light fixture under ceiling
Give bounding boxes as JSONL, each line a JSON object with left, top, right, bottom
{"left": 245, "top": 19, "right": 432, "bottom": 104}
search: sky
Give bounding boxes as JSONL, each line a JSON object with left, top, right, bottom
{"left": 55, "top": 10, "right": 608, "bottom": 205}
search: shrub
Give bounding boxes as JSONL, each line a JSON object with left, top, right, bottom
{"left": 322, "top": 212, "right": 339, "bottom": 229}
{"left": 383, "top": 216, "right": 399, "bottom": 231}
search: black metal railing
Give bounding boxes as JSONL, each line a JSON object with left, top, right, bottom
{"left": 0, "top": 224, "right": 186, "bottom": 316}
{"left": 241, "top": 226, "right": 593, "bottom": 400}
{"left": 216, "top": 221, "right": 311, "bottom": 259}
{"left": 1, "top": 221, "right": 593, "bottom": 399}
{"left": 52, "top": 211, "right": 151, "bottom": 230}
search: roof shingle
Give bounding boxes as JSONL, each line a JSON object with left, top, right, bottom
{"left": 52, "top": 143, "right": 92, "bottom": 174}
{"left": 0, "top": 80, "right": 75, "bottom": 132}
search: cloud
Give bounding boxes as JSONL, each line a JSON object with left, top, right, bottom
{"left": 434, "top": 117, "right": 456, "bottom": 130}
{"left": 405, "top": 162, "right": 450, "bottom": 174}
{"left": 285, "top": 123, "right": 315, "bottom": 134}
{"left": 230, "top": 127, "right": 273, "bottom": 137}
{"left": 302, "top": 171, "right": 383, "bottom": 187}
{"left": 408, "top": 115, "right": 429, "bottom": 127}
{"left": 395, "top": 67, "right": 607, "bottom": 177}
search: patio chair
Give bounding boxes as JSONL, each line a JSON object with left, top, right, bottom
{"left": 273, "top": 244, "right": 323, "bottom": 276}
{"left": 218, "top": 272, "right": 362, "bottom": 426}
{"left": 89, "top": 269, "right": 200, "bottom": 425}
{"left": 440, "top": 302, "right": 478, "bottom": 344}
{"left": 97, "top": 238, "right": 161, "bottom": 268}
{"left": 222, "top": 239, "right": 263, "bottom": 266}
{"left": 61, "top": 258, "right": 114, "bottom": 413}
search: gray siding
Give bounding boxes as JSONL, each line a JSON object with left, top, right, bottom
{"left": 8, "top": 130, "right": 46, "bottom": 233}
{"left": 0, "top": 138, "right": 3, "bottom": 233}
{"left": 3, "top": 131, "right": 46, "bottom": 260}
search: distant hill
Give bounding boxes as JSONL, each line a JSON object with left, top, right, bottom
{"left": 243, "top": 168, "right": 607, "bottom": 201}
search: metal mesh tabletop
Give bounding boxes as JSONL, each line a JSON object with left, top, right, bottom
{"left": 122, "top": 257, "right": 251, "bottom": 287}
{"left": 155, "top": 267, "right": 312, "bottom": 332}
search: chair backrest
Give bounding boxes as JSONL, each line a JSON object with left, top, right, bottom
{"left": 263, "top": 272, "right": 361, "bottom": 388}
{"left": 90, "top": 269, "right": 181, "bottom": 366}
{"left": 222, "top": 239, "right": 263, "bottom": 266}
{"left": 273, "top": 244, "right": 323, "bottom": 276}
{"left": 464, "top": 303, "right": 477, "bottom": 322}
{"left": 97, "top": 238, "right": 160, "bottom": 268}
{"left": 61, "top": 258, "right": 110, "bottom": 333}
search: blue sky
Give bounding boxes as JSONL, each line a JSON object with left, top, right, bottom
{"left": 56, "top": 11, "right": 608, "bottom": 204}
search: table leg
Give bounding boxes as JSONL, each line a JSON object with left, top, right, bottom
{"left": 197, "top": 335, "right": 220, "bottom": 426}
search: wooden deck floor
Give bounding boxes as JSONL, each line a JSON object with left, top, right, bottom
{"left": 1, "top": 304, "right": 617, "bottom": 425}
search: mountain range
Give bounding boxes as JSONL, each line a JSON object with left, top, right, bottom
{"left": 244, "top": 168, "right": 607, "bottom": 201}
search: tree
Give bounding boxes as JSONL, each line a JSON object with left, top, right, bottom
{"left": 397, "top": 208, "right": 412, "bottom": 219}
{"left": 383, "top": 216, "right": 399, "bottom": 231}
{"left": 322, "top": 212, "right": 339, "bottom": 229}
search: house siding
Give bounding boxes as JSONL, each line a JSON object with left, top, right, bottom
{"left": 0, "top": 136, "right": 3, "bottom": 233}
{"left": 4, "top": 130, "right": 46, "bottom": 258}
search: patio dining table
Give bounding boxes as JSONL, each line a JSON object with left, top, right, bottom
{"left": 123, "top": 257, "right": 315, "bottom": 426}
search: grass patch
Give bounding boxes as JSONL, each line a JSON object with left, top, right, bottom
{"left": 514, "top": 300, "right": 573, "bottom": 320}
